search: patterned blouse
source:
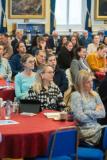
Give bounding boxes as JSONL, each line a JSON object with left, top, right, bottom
{"left": 71, "top": 91, "right": 105, "bottom": 145}
{"left": 27, "top": 82, "right": 65, "bottom": 110}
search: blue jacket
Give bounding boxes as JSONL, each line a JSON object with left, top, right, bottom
{"left": 9, "top": 54, "right": 23, "bottom": 76}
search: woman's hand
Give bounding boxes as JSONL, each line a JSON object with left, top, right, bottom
{"left": 96, "top": 104, "right": 103, "bottom": 111}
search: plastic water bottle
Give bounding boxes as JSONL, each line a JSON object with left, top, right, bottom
{"left": 5, "top": 100, "right": 12, "bottom": 119}
{"left": 6, "top": 78, "right": 10, "bottom": 88}
{"left": 13, "top": 97, "right": 19, "bottom": 114}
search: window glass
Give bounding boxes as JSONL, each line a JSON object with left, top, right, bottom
{"left": 55, "top": 0, "right": 67, "bottom": 25}
{"left": 69, "top": 0, "right": 82, "bottom": 25}
{"left": 55, "top": 0, "right": 82, "bottom": 26}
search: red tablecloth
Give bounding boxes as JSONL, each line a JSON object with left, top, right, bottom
{"left": 0, "top": 111, "right": 76, "bottom": 159}
{"left": 0, "top": 80, "right": 15, "bottom": 101}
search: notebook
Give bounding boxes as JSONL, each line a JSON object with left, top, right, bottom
{"left": 19, "top": 100, "right": 41, "bottom": 114}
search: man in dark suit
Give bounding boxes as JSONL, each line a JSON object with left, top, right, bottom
{"left": 9, "top": 42, "right": 26, "bottom": 77}
{"left": 47, "top": 30, "right": 61, "bottom": 54}
{"left": 11, "top": 30, "right": 25, "bottom": 54}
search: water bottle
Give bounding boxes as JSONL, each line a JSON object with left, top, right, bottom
{"left": 5, "top": 100, "right": 12, "bottom": 119}
{"left": 13, "top": 97, "right": 19, "bottom": 114}
{"left": 6, "top": 78, "right": 10, "bottom": 88}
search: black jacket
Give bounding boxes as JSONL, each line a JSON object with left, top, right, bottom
{"left": 53, "top": 66, "right": 68, "bottom": 94}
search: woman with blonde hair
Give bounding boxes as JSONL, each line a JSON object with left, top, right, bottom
{"left": 27, "top": 64, "right": 65, "bottom": 111}
{"left": 71, "top": 70, "right": 106, "bottom": 147}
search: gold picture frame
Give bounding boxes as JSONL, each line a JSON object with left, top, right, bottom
{"left": 95, "top": 0, "right": 107, "bottom": 20}
{"left": 8, "top": 0, "right": 45, "bottom": 19}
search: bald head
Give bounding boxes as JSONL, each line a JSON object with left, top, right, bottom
{"left": 52, "top": 30, "right": 58, "bottom": 38}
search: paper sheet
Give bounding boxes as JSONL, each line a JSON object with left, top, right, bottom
{"left": 0, "top": 120, "right": 19, "bottom": 125}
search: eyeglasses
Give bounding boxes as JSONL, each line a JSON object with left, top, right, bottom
{"left": 85, "top": 80, "right": 93, "bottom": 84}
{"left": 27, "top": 60, "right": 35, "bottom": 64}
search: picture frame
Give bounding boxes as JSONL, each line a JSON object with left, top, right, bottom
{"left": 8, "top": 0, "right": 45, "bottom": 19}
{"left": 95, "top": 0, "right": 107, "bottom": 20}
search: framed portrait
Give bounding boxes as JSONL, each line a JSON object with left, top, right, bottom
{"left": 8, "top": 0, "right": 45, "bottom": 19}
{"left": 95, "top": 0, "right": 107, "bottom": 20}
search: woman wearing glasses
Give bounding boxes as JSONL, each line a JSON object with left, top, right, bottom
{"left": 27, "top": 64, "right": 65, "bottom": 111}
{"left": 15, "top": 54, "right": 36, "bottom": 100}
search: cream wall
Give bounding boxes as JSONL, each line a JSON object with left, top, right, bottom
{"left": 91, "top": 0, "right": 107, "bottom": 33}
{"left": 5, "top": 0, "right": 107, "bottom": 35}
{"left": 6, "top": 0, "right": 50, "bottom": 34}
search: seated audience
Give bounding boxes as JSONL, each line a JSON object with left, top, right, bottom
{"left": 71, "top": 46, "right": 91, "bottom": 83}
{"left": 72, "top": 31, "right": 80, "bottom": 40}
{"left": 79, "top": 30, "right": 92, "bottom": 48}
{"left": 86, "top": 44, "right": 107, "bottom": 72}
{"left": 9, "top": 42, "right": 26, "bottom": 77}
{"left": 11, "top": 29, "right": 25, "bottom": 54}
{"left": 87, "top": 34, "right": 100, "bottom": 54}
{"left": 71, "top": 70, "right": 105, "bottom": 147}
{"left": 47, "top": 54, "right": 68, "bottom": 94}
{"left": 48, "top": 30, "right": 60, "bottom": 53}
{"left": 0, "top": 44, "right": 12, "bottom": 80}
{"left": 70, "top": 35, "right": 79, "bottom": 53}
{"left": 27, "top": 65, "right": 65, "bottom": 111}
{"left": 1, "top": 33, "right": 13, "bottom": 59}
{"left": 60, "top": 36, "right": 68, "bottom": 47}
{"left": 15, "top": 54, "right": 36, "bottom": 100}
{"left": 32, "top": 36, "right": 47, "bottom": 56}
{"left": 57, "top": 36, "right": 68, "bottom": 52}
{"left": 30, "top": 35, "right": 40, "bottom": 55}
{"left": 103, "top": 36, "right": 107, "bottom": 47}
{"left": 43, "top": 33, "right": 50, "bottom": 48}
{"left": 34, "top": 50, "right": 46, "bottom": 72}
{"left": 98, "top": 31, "right": 104, "bottom": 43}
{"left": 57, "top": 41, "right": 73, "bottom": 70}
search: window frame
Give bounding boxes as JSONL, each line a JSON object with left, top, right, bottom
{"left": 55, "top": 0, "right": 87, "bottom": 34}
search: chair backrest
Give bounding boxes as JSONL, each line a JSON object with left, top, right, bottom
{"left": 103, "top": 127, "right": 107, "bottom": 150}
{"left": 47, "top": 126, "right": 78, "bottom": 159}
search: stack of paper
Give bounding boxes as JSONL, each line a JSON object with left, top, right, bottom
{"left": 20, "top": 112, "right": 37, "bottom": 116}
{"left": 0, "top": 120, "right": 19, "bottom": 125}
{"left": 44, "top": 112, "right": 61, "bottom": 120}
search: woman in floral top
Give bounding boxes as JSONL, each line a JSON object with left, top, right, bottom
{"left": 71, "top": 70, "right": 106, "bottom": 147}
{"left": 27, "top": 65, "right": 65, "bottom": 110}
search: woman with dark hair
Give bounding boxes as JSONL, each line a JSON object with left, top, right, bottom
{"left": 31, "top": 35, "right": 40, "bottom": 55}
{"left": 103, "top": 36, "right": 107, "bottom": 47}
{"left": 71, "top": 35, "right": 79, "bottom": 53}
{"left": 71, "top": 46, "right": 91, "bottom": 83}
{"left": 57, "top": 41, "right": 74, "bottom": 70}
